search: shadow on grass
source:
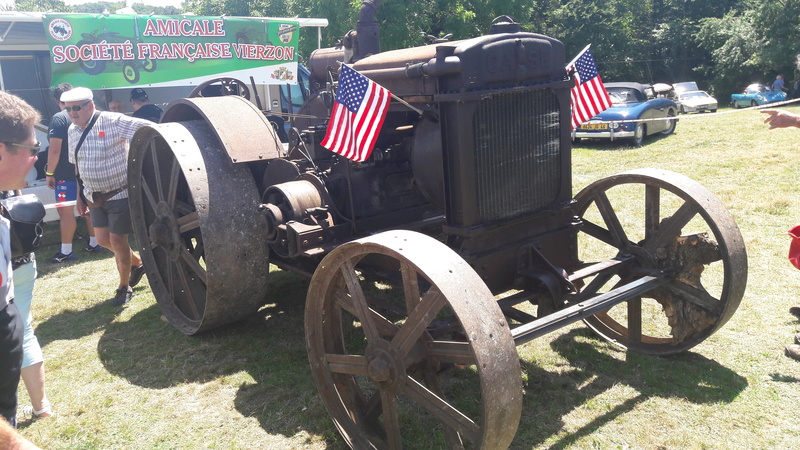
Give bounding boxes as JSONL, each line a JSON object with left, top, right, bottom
{"left": 769, "top": 373, "right": 800, "bottom": 383}
{"left": 76, "top": 269, "right": 343, "bottom": 445}
{"left": 513, "top": 328, "right": 748, "bottom": 448}
{"left": 34, "top": 290, "right": 127, "bottom": 347}
{"left": 42, "top": 262, "right": 744, "bottom": 447}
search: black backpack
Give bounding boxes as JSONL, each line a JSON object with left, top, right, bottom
{"left": 1, "top": 193, "right": 45, "bottom": 256}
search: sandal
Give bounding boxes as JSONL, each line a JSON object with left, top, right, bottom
{"left": 22, "top": 403, "right": 54, "bottom": 419}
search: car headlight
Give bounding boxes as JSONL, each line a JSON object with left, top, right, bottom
{"left": 610, "top": 122, "right": 620, "bottom": 129}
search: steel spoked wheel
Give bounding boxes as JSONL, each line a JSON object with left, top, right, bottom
{"left": 574, "top": 169, "right": 747, "bottom": 354}
{"left": 305, "top": 230, "right": 522, "bottom": 449}
{"left": 128, "top": 122, "right": 270, "bottom": 335}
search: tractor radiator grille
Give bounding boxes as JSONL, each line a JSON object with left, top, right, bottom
{"left": 473, "top": 89, "right": 562, "bottom": 221}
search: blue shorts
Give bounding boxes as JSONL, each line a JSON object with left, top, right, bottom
{"left": 55, "top": 180, "right": 77, "bottom": 204}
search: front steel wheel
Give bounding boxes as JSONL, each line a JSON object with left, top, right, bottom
{"left": 305, "top": 230, "right": 522, "bottom": 449}
{"left": 574, "top": 169, "right": 747, "bottom": 354}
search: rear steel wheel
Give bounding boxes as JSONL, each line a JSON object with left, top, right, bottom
{"left": 574, "top": 169, "right": 747, "bottom": 354}
{"left": 305, "top": 230, "right": 522, "bottom": 449}
{"left": 129, "top": 121, "right": 270, "bottom": 335}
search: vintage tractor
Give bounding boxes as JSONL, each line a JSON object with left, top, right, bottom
{"left": 128, "top": 3, "right": 747, "bottom": 448}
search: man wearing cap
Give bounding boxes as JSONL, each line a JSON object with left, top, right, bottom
{"left": 62, "top": 87, "right": 153, "bottom": 306}
{"left": 129, "top": 88, "right": 162, "bottom": 123}
{"left": 47, "top": 83, "right": 101, "bottom": 263}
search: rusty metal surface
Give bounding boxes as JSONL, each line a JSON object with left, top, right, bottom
{"left": 305, "top": 230, "right": 522, "bottom": 449}
{"left": 128, "top": 121, "right": 271, "bottom": 335}
{"left": 573, "top": 168, "right": 747, "bottom": 354}
{"left": 161, "top": 96, "right": 282, "bottom": 164}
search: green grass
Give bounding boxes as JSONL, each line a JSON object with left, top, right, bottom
{"left": 16, "top": 104, "right": 800, "bottom": 448}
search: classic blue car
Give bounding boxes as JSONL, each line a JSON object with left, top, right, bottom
{"left": 572, "top": 82, "right": 678, "bottom": 146}
{"left": 731, "top": 83, "right": 786, "bottom": 108}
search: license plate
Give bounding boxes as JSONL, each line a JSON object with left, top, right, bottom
{"left": 581, "top": 123, "right": 608, "bottom": 130}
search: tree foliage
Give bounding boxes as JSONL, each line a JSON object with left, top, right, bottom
{"left": 698, "top": 0, "right": 800, "bottom": 96}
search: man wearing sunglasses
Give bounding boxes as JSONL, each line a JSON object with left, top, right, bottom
{"left": 62, "top": 87, "right": 154, "bottom": 307}
{"left": 47, "top": 83, "right": 100, "bottom": 264}
{"left": 0, "top": 91, "right": 41, "bottom": 429}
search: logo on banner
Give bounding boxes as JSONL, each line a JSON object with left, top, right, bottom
{"left": 48, "top": 18, "right": 73, "bottom": 41}
{"left": 278, "top": 23, "right": 294, "bottom": 44}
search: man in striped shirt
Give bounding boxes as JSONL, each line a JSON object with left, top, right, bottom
{"left": 63, "top": 87, "right": 154, "bottom": 306}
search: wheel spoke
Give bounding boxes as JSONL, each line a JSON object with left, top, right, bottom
{"left": 645, "top": 185, "right": 660, "bottom": 239}
{"left": 180, "top": 247, "right": 208, "bottom": 286}
{"left": 341, "top": 261, "right": 381, "bottom": 341}
{"left": 425, "top": 340, "right": 477, "bottom": 366}
{"left": 579, "top": 218, "right": 617, "bottom": 247}
{"left": 664, "top": 280, "right": 722, "bottom": 314}
{"left": 643, "top": 200, "right": 699, "bottom": 253}
{"left": 402, "top": 376, "right": 481, "bottom": 443}
{"left": 325, "top": 354, "right": 369, "bottom": 376}
{"left": 393, "top": 287, "right": 446, "bottom": 357}
{"left": 177, "top": 211, "right": 201, "bottom": 234}
{"left": 422, "top": 364, "right": 465, "bottom": 449}
{"left": 594, "top": 190, "right": 629, "bottom": 249}
{"left": 400, "top": 261, "right": 421, "bottom": 311}
{"left": 333, "top": 286, "right": 400, "bottom": 337}
{"left": 167, "top": 156, "right": 180, "bottom": 208}
{"left": 141, "top": 177, "right": 159, "bottom": 231}
{"left": 380, "top": 391, "right": 403, "bottom": 449}
{"left": 175, "top": 258, "right": 201, "bottom": 319}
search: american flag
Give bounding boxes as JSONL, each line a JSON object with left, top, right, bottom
{"left": 320, "top": 64, "right": 391, "bottom": 162}
{"left": 567, "top": 46, "right": 612, "bottom": 130}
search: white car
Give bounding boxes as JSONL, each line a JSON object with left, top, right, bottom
{"left": 677, "top": 90, "right": 718, "bottom": 114}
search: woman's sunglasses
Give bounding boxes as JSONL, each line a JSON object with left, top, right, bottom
{"left": 6, "top": 141, "right": 41, "bottom": 157}
{"left": 64, "top": 100, "right": 91, "bottom": 112}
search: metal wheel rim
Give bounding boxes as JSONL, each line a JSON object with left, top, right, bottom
{"left": 633, "top": 123, "right": 645, "bottom": 145}
{"left": 128, "top": 121, "right": 270, "bottom": 335}
{"left": 305, "top": 230, "right": 522, "bottom": 449}
{"left": 660, "top": 113, "right": 676, "bottom": 135}
{"left": 574, "top": 168, "right": 747, "bottom": 354}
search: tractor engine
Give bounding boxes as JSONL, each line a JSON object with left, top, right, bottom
{"left": 263, "top": 15, "right": 576, "bottom": 292}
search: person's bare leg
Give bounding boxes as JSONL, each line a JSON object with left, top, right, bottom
{"left": 86, "top": 214, "right": 96, "bottom": 239}
{"left": 81, "top": 212, "right": 100, "bottom": 251}
{"left": 94, "top": 226, "right": 110, "bottom": 249}
{"left": 109, "top": 232, "right": 133, "bottom": 288}
{"left": 20, "top": 363, "right": 50, "bottom": 417}
{"left": 56, "top": 205, "right": 76, "bottom": 250}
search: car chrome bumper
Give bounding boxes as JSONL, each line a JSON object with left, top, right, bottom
{"left": 573, "top": 129, "right": 634, "bottom": 140}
